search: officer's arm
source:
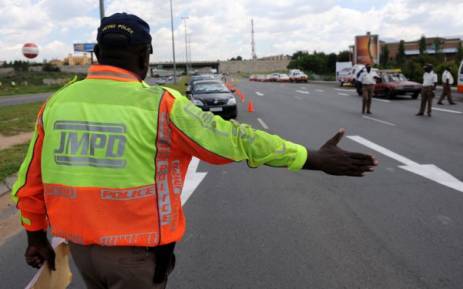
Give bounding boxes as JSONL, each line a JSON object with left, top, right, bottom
{"left": 163, "top": 89, "right": 307, "bottom": 171}
{"left": 10, "top": 103, "right": 48, "bottom": 232}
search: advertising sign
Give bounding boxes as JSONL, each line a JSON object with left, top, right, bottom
{"left": 355, "top": 34, "right": 379, "bottom": 65}
{"left": 73, "top": 43, "right": 96, "bottom": 53}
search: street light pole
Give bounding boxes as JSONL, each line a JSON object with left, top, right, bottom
{"left": 99, "top": 0, "right": 105, "bottom": 20}
{"left": 169, "top": 0, "right": 177, "bottom": 84}
{"left": 181, "top": 16, "right": 189, "bottom": 75}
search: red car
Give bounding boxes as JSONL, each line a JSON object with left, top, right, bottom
{"left": 374, "top": 71, "right": 422, "bottom": 99}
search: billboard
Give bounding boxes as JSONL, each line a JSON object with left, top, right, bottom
{"left": 354, "top": 34, "right": 379, "bottom": 65}
{"left": 73, "top": 43, "right": 96, "bottom": 53}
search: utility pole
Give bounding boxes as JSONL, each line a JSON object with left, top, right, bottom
{"left": 182, "top": 16, "right": 189, "bottom": 75}
{"left": 99, "top": 0, "right": 105, "bottom": 20}
{"left": 169, "top": 0, "right": 177, "bottom": 83}
{"left": 251, "top": 19, "right": 257, "bottom": 60}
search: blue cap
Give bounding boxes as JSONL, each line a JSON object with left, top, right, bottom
{"left": 97, "top": 13, "right": 152, "bottom": 47}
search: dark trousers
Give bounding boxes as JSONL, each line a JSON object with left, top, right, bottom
{"left": 69, "top": 243, "right": 175, "bottom": 289}
{"left": 438, "top": 83, "right": 455, "bottom": 104}
{"left": 419, "top": 86, "right": 434, "bottom": 114}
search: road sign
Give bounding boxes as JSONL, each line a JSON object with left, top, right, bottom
{"left": 73, "top": 43, "right": 96, "bottom": 53}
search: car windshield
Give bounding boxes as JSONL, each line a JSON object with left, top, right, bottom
{"left": 384, "top": 73, "right": 408, "bottom": 82}
{"left": 193, "top": 82, "right": 229, "bottom": 93}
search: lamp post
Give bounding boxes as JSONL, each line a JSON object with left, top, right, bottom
{"left": 169, "top": 0, "right": 177, "bottom": 83}
{"left": 181, "top": 16, "right": 189, "bottom": 75}
{"left": 99, "top": 0, "right": 105, "bottom": 20}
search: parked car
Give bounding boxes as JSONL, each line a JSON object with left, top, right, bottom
{"left": 277, "top": 73, "right": 290, "bottom": 82}
{"left": 337, "top": 67, "right": 354, "bottom": 87}
{"left": 187, "top": 80, "right": 237, "bottom": 119}
{"left": 374, "top": 70, "right": 422, "bottom": 99}
{"left": 249, "top": 74, "right": 257, "bottom": 81}
{"left": 288, "top": 69, "right": 308, "bottom": 83}
{"left": 268, "top": 73, "right": 280, "bottom": 82}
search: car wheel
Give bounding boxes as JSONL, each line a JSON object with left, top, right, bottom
{"left": 386, "top": 90, "right": 395, "bottom": 99}
{"left": 412, "top": 92, "right": 419, "bottom": 99}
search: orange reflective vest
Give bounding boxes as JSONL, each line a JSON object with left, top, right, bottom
{"left": 12, "top": 65, "right": 308, "bottom": 247}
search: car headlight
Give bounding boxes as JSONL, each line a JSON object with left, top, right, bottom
{"left": 192, "top": 99, "right": 204, "bottom": 106}
{"left": 227, "top": 97, "right": 237, "bottom": 105}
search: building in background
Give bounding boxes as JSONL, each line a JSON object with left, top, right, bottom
{"left": 382, "top": 37, "right": 462, "bottom": 61}
{"left": 64, "top": 53, "right": 91, "bottom": 66}
{"left": 258, "top": 55, "right": 291, "bottom": 61}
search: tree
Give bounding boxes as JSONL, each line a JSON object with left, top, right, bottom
{"left": 396, "top": 40, "right": 405, "bottom": 64}
{"left": 456, "top": 41, "right": 463, "bottom": 63}
{"left": 327, "top": 53, "right": 337, "bottom": 73}
{"left": 337, "top": 50, "right": 351, "bottom": 62}
{"left": 380, "top": 45, "right": 390, "bottom": 67}
{"left": 419, "top": 36, "right": 427, "bottom": 55}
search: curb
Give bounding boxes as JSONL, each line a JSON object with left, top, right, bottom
{"left": 0, "top": 174, "right": 16, "bottom": 198}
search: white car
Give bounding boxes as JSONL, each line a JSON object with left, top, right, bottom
{"left": 277, "top": 74, "right": 290, "bottom": 82}
{"left": 288, "top": 69, "right": 308, "bottom": 83}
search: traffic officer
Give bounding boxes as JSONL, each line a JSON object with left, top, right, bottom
{"left": 360, "top": 64, "right": 379, "bottom": 114}
{"left": 12, "top": 13, "right": 377, "bottom": 289}
{"left": 417, "top": 64, "right": 438, "bottom": 116}
{"left": 437, "top": 66, "right": 456, "bottom": 105}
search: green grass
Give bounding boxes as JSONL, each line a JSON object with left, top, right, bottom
{"left": 163, "top": 77, "right": 189, "bottom": 95}
{"left": 0, "top": 85, "right": 60, "bottom": 97}
{"left": 0, "top": 143, "right": 29, "bottom": 183}
{"left": 0, "top": 71, "right": 85, "bottom": 97}
{"left": 0, "top": 102, "right": 43, "bottom": 136}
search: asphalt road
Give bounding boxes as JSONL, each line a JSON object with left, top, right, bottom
{"left": 1, "top": 80, "right": 463, "bottom": 289}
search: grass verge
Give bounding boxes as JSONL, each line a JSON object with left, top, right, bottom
{"left": 0, "top": 102, "right": 43, "bottom": 136}
{"left": 0, "top": 143, "right": 29, "bottom": 183}
{"left": 0, "top": 85, "right": 59, "bottom": 97}
{"left": 163, "top": 77, "right": 188, "bottom": 95}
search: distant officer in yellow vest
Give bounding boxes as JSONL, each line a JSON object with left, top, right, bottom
{"left": 13, "top": 13, "right": 378, "bottom": 289}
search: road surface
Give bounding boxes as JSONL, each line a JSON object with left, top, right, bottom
{"left": 1, "top": 80, "right": 462, "bottom": 289}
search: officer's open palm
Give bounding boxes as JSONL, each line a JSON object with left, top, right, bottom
{"left": 305, "top": 129, "right": 378, "bottom": 177}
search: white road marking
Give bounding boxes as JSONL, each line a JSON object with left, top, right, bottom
{"left": 181, "top": 157, "right": 208, "bottom": 205}
{"left": 296, "top": 90, "right": 310, "bottom": 94}
{"left": 362, "top": 116, "right": 396, "bottom": 126}
{"left": 257, "top": 118, "right": 269, "bottom": 129}
{"left": 338, "top": 93, "right": 349, "bottom": 96}
{"left": 373, "top": 98, "right": 391, "bottom": 103}
{"left": 347, "top": 135, "right": 463, "bottom": 193}
{"left": 316, "top": 89, "right": 325, "bottom": 92}
{"left": 256, "top": 91, "right": 264, "bottom": 96}
{"left": 335, "top": 88, "right": 353, "bottom": 92}
{"left": 433, "top": 107, "right": 462, "bottom": 114}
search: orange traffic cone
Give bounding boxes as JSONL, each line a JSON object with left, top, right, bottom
{"left": 247, "top": 100, "right": 255, "bottom": 112}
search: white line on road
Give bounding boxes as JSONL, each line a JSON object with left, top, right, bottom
{"left": 181, "top": 157, "right": 208, "bottom": 205}
{"left": 296, "top": 90, "right": 310, "bottom": 94}
{"left": 373, "top": 98, "right": 391, "bottom": 103}
{"left": 256, "top": 91, "right": 264, "bottom": 96}
{"left": 338, "top": 93, "right": 349, "bottom": 96}
{"left": 347, "top": 135, "right": 463, "bottom": 193}
{"left": 362, "top": 115, "right": 396, "bottom": 126}
{"left": 257, "top": 118, "right": 269, "bottom": 129}
{"left": 335, "top": 88, "right": 353, "bottom": 92}
{"left": 433, "top": 107, "right": 462, "bottom": 114}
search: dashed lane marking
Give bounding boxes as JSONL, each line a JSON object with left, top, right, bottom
{"left": 256, "top": 91, "right": 264, "bottom": 96}
{"left": 433, "top": 107, "right": 462, "bottom": 114}
{"left": 362, "top": 115, "right": 396, "bottom": 126}
{"left": 296, "top": 90, "right": 310, "bottom": 94}
{"left": 373, "top": 98, "right": 391, "bottom": 103}
{"left": 257, "top": 118, "right": 269, "bottom": 129}
{"left": 338, "top": 93, "right": 349, "bottom": 96}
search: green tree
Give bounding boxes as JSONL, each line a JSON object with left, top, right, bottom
{"left": 419, "top": 36, "right": 427, "bottom": 55}
{"left": 337, "top": 50, "right": 351, "bottom": 62}
{"left": 396, "top": 40, "right": 405, "bottom": 64}
{"left": 456, "top": 41, "right": 463, "bottom": 63}
{"left": 327, "top": 53, "right": 337, "bottom": 74}
{"left": 380, "top": 45, "right": 390, "bottom": 67}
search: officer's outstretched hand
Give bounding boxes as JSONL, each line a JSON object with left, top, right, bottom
{"left": 25, "top": 230, "right": 56, "bottom": 271}
{"left": 304, "top": 129, "right": 378, "bottom": 177}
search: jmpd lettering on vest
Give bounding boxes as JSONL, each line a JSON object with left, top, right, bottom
{"left": 53, "top": 121, "right": 127, "bottom": 168}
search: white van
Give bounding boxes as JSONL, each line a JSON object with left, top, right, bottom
{"left": 458, "top": 60, "right": 463, "bottom": 93}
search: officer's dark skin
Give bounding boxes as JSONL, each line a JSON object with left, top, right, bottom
{"left": 25, "top": 35, "right": 378, "bottom": 271}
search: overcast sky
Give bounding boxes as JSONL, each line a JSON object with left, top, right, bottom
{"left": 0, "top": 0, "right": 462, "bottom": 62}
